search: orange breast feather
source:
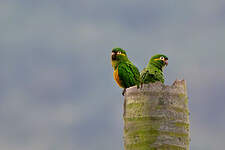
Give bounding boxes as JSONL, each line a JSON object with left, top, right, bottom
{"left": 113, "top": 68, "right": 124, "bottom": 88}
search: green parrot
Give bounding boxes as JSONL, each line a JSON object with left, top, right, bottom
{"left": 141, "top": 54, "right": 168, "bottom": 84}
{"left": 111, "top": 48, "right": 140, "bottom": 96}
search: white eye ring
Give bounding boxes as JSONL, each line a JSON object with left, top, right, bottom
{"left": 118, "top": 51, "right": 121, "bottom": 54}
{"left": 160, "top": 56, "right": 164, "bottom": 60}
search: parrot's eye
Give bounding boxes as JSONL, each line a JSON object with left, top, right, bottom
{"left": 118, "top": 51, "right": 122, "bottom": 54}
{"left": 160, "top": 56, "right": 164, "bottom": 60}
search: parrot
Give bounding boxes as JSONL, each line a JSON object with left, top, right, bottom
{"left": 111, "top": 48, "right": 140, "bottom": 96}
{"left": 140, "top": 54, "right": 168, "bottom": 84}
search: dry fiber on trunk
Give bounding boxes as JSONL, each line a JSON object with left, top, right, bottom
{"left": 123, "top": 80, "right": 190, "bottom": 150}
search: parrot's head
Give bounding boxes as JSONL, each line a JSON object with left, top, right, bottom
{"left": 149, "top": 54, "right": 168, "bottom": 70}
{"left": 111, "top": 48, "right": 128, "bottom": 68}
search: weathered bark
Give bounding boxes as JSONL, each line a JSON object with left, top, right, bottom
{"left": 123, "top": 80, "right": 190, "bottom": 150}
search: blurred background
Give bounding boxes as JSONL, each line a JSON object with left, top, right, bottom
{"left": 1, "top": 0, "right": 225, "bottom": 149}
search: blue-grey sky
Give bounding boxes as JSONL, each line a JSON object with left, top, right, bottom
{"left": 1, "top": 0, "right": 225, "bottom": 149}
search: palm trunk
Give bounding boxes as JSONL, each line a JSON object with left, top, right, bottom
{"left": 123, "top": 80, "right": 190, "bottom": 150}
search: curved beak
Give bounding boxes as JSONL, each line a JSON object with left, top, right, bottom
{"left": 111, "top": 52, "right": 117, "bottom": 60}
{"left": 164, "top": 59, "right": 168, "bottom": 66}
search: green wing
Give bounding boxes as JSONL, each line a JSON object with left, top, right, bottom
{"left": 118, "top": 62, "right": 140, "bottom": 88}
{"left": 140, "top": 66, "right": 164, "bottom": 84}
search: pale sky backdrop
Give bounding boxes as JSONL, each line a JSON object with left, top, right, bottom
{"left": 1, "top": 0, "right": 225, "bottom": 150}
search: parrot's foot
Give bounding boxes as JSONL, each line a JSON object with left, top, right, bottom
{"left": 140, "top": 83, "right": 143, "bottom": 89}
{"left": 122, "top": 88, "right": 126, "bottom": 96}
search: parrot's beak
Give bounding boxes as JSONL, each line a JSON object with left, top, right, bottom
{"left": 111, "top": 52, "right": 117, "bottom": 60}
{"left": 164, "top": 59, "right": 168, "bottom": 66}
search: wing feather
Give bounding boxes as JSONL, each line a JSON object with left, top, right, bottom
{"left": 118, "top": 63, "right": 140, "bottom": 88}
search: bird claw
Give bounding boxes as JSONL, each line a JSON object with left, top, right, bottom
{"left": 140, "top": 83, "right": 143, "bottom": 89}
{"left": 122, "top": 89, "right": 126, "bottom": 96}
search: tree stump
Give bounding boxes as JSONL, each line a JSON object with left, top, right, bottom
{"left": 123, "top": 80, "right": 190, "bottom": 150}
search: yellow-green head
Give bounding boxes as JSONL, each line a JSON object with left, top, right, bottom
{"left": 148, "top": 54, "right": 168, "bottom": 70}
{"left": 111, "top": 48, "right": 129, "bottom": 69}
